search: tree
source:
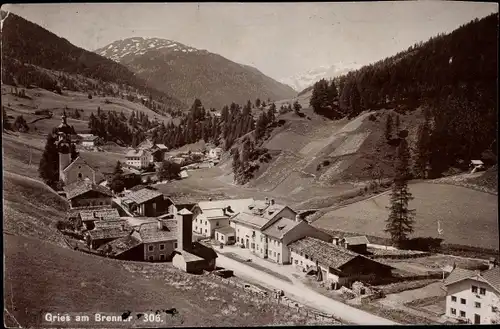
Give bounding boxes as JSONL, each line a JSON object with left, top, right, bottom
{"left": 293, "top": 100, "right": 302, "bottom": 114}
{"left": 395, "top": 114, "right": 400, "bottom": 134}
{"left": 157, "top": 160, "right": 181, "bottom": 181}
{"left": 254, "top": 112, "right": 268, "bottom": 141}
{"left": 231, "top": 149, "right": 242, "bottom": 183}
{"left": 109, "top": 161, "right": 125, "bottom": 193}
{"left": 385, "top": 137, "right": 415, "bottom": 247}
{"left": 385, "top": 114, "right": 393, "bottom": 141}
{"left": 255, "top": 98, "right": 261, "bottom": 108}
{"left": 13, "top": 115, "right": 29, "bottom": 132}
{"left": 413, "top": 109, "right": 432, "bottom": 178}
{"left": 3, "top": 106, "right": 11, "bottom": 130}
{"left": 88, "top": 93, "right": 92, "bottom": 99}
{"left": 38, "top": 131, "right": 59, "bottom": 187}
{"left": 74, "top": 109, "right": 81, "bottom": 119}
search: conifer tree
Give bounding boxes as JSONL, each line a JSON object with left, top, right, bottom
{"left": 231, "top": 149, "right": 241, "bottom": 183}
{"left": 385, "top": 113, "right": 393, "bottom": 141}
{"left": 413, "top": 108, "right": 432, "bottom": 178}
{"left": 38, "top": 131, "right": 59, "bottom": 187}
{"left": 385, "top": 137, "right": 415, "bottom": 247}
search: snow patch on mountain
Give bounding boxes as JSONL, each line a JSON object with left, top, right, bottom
{"left": 281, "top": 62, "right": 362, "bottom": 92}
{"left": 95, "top": 37, "right": 204, "bottom": 62}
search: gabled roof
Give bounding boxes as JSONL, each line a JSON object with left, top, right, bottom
{"left": 288, "top": 237, "right": 390, "bottom": 272}
{"left": 123, "top": 188, "right": 163, "bottom": 205}
{"left": 471, "top": 160, "right": 484, "bottom": 165}
{"left": 156, "top": 144, "right": 168, "bottom": 150}
{"left": 215, "top": 226, "right": 236, "bottom": 235}
{"left": 481, "top": 267, "right": 500, "bottom": 293}
{"left": 178, "top": 208, "right": 193, "bottom": 215}
{"left": 64, "top": 180, "right": 113, "bottom": 200}
{"left": 199, "top": 209, "right": 226, "bottom": 219}
{"left": 126, "top": 149, "right": 148, "bottom": 157}
{"left": 197, "top": 198, "right": 254, "bottom": 215}
{"left": 262, "top": 217, "right": 301, "bottom": 240}
{"left": 231, "top": 212, "right": 270, "bottom": 230}
{"left": 138, "top": 220, "right": 177, "bottom": 243}
{"left": 98, "top": 232, "right": 143, "bottom": 256}
{"left": 62, "top": 156, "right": 96, "bottom": 173}
{"left": 94, "top": 219, "right": 128, "bottom": 229}
{"left": 87, "top": 226, "right": 130, "bottom": 240}
{"left": 343, "top": 236, "right": 370, "bottom": 246}
{"left": 78, "top": 208, "right": 120, "bottom": 221}
{"left": 444, "top": 268, "right": 478, "bottom": 286}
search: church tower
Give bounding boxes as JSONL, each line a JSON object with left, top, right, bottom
{"left": 56, "top": 112, "right": 73, "bottom": 182}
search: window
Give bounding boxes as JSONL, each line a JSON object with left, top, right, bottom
{"left": 160, "top": 254, "right": 165, "bottom": 260}
{"left": 475, "top": 302, "right": 481, "bottom": 308}
{"left": 195, "top": 226, "right": 198, "bottom": 231}
{"left": 148, "top": 245, "right": 154, "bottom": 252}
{"left": 451, "top": 296, "right": 457, "bottom": 302}
{"left": 216, "top": 221, "right": 219, "bottom": 227}
{"left": 460, "top": 311, "right": 466, "bottom": 317}
{"left": 451, "top": 308, "right": 456, "bottom": 315}
{"left": 274, "top": 251, "right": 276, "bottom": 256}
{"left": 479, "top": 288, "right": 486, "bottom": 295}
{"left": 205, "top": 229, "right": 207, "bottom": 233}
{"left": 148, "top": 256, "right": 154, "bottom": 261}
{"left": 295, "top": 260, "right": 298, "bottom": 265}
{"left": 205, "top": 221, "right": 207, "bottom": 225}
{"left": 174, "top": 242, "right": 178, "bottom": 248}
{"left": 305, "top": 255, "right": 309, "bottom": 260}
{"left": 159, "top": 244, "right": 165, "bottom": 251}
{"left": 310, "top": 257, "right": 314, "bottom": 262}
{"left": 472, "top": 285, "right": 478, "bottom": 293}
{"left": 78, "top": 173, "right": 83, "bottom": 179}
{"left": 461, "top": 298, "right": 466, "bottom": 305}
{"left": 300, "top": 261, "right": 303, "bottom": 265}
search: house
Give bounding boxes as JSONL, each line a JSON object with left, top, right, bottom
{"left": 338, "top": 236, "right": 370, "bottom": 255}
{"left": 121, "top": 188, "right": 166, "bottom": 217}
{"left": 261, "top": 215, "right": 332, "bottom": 264}
{"left": 68, "top": 207, "right": 120, "bottom": 230}
{"left": 180, "top": 170, "right": 189, "bottom": 179}
{"left": 126, "top": 149, "right": 150, "bottom": 168}
{"left": 172, "top": 208, "right": 218, "bottom": 274}
{"left": 85, "top": 222, "right": 131, "bottom": 249}
{"left": 288, "top": 237, "right": 393, "bottom": 289}
{"left": 137, "top": 139, "right": 155, "bottom": 150}
{"left": 192, "top": 198, "right": 254, "bottom": 238}
{"left": 64, "top": 180, "right": 113, "bottom": 209}
{"left": 98, "top": 219, "right": 178, "bottom": 261}
{"left": 165, "top": 194, "right": 212, "bottom": 215}
{"left": 215, "top": 226, "right": 236, "bottom": 245}
{"left": 444, "top": 262, "right": 500, "bottom": 324}
{"left": 150, "top": 144, "right": 168, "bottom": 162}
{"left": 229, "top": 198, "right": 297, "bottom": 256}
{"left": 470, "top": 160, "right": 485, "bottom": 173}
{"left": 78, "top": 134, "right": 101, "bottom": 148}
{"left": 208, "top": 147, "right": 223, "bottom": 159}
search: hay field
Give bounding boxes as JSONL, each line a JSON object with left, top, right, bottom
{"left": 314, "top": 182, "right": 499, "bottom": 250}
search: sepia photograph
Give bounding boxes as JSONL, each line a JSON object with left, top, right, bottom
{"left": 1, "top": 1, "right": 499, "bottom": 327}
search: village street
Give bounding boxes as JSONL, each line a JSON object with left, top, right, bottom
{"left": 215, "top": 250, "right": 398, "bottom": 325}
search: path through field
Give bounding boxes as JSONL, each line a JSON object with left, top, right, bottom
{"left": 216, "top": 253, "right": 397, "bottom": 325}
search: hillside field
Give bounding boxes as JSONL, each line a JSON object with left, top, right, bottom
{"left": 313, "top": 182, "right": 499, "bottom": 250}
{"left": 4, "top": 234, "right": 330, "bottom": 328}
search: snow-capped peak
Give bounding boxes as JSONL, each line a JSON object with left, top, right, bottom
{"left": 281, "top": 62, "right": 362, "bottom": 92}
{"left": 94, "top": 37, "right": 203, "bottom": 62}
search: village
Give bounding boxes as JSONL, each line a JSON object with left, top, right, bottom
{"left": 53, "top": 112, "right": 500, "bottom": 325}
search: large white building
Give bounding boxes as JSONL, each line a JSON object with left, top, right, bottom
{"left": 444, "top": 263, "right": 500, "bottom": 324}
{"left": 192, "top": 198, "right": 254, "bottom": 238}
{"left": 126, "top": 149, "right": 151, "bottom": 168}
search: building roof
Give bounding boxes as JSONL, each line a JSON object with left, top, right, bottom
{"left": 197, "top": 198, "right": 254, "bottom": 215}
{"left": 445, "top": 267, "right": 500, "bottom": 294}
{"left": 215, "top": 226, "right": 236, "bottom": 235}
{"left": 138, "top": 220, "right": 177, "bottom": 243}
{"left": 81, "top": 135, "right": 99, "bottom": 141}
{"left": 78, "top": 208, "right": 120, "bottom": 221}
{"left": 343, "top": 236, "right": 370, "bottom": 246}
{"left": 175, "top": 249, "right": 204, "bottom": 262}
{"left": 178, "top": 208, "right": 193, "bottom": 215}
{"left": 123, "top": 188, "right": 163, "bottom": 205}
{"left": 87, "top": 226, "right": 130, "bottom": 240}
{"left": 231, "top": 212, "right": 270, "bottom": 229}
{"left": 126, "top": 149, "right": 148, "bottom": 157}
{"left": 64, "top": 180, "right": 113, "bottom": 200}
{"left": 128, "top": 185, "right": 157, "bottom": 192}
{"left": 481, "top": 267, "right": 500, "bottom": 293}
{"left": 188, "top": 241, "right": 218, "bottom": 261}
{"left": 94, "top": 219, "right": 128, "bottom": 229}
{"left": 156, "top": 144, "right": 168, "bottom": 150}
{"left": 97, "top": 232, "right": 143, "bottom": 256}
{"left": 471, "top": 160, "right": 484, "bottom": 165}
{"left": 62, "top": 156, "right": 96, "bottom": 174}
{"left": 166, "top": 194, "right": 214, "bottom": 205}
{"left": 288, "top": 237, "right": 381, "bottom": 272}
{"left": 231, "top": 200, "right": 293, "bottom": 230}
{"left": 263, "top": 217, "right": 301, "bottom": 240}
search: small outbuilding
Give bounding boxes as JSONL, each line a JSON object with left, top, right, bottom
{"left": 215, "top": 226, "right": 236, "bottom": 245}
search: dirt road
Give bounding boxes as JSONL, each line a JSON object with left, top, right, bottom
{"left": 216, "top": 253, "right": 398, "bottom": 325}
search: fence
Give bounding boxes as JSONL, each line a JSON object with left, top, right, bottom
{"left": 211, "top": 274, "right": 340, "bottom": 322}
{"left": 369, "top": 252, "right": 432, "bottom": 260}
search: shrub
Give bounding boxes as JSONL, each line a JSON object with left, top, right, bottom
{"left": 368, "top": 114, "right": 377, "bottom": 121}
{"left": 88, "top": 93, "right": 93, "bottom": 99}
{"left": 322, "top": 160, "right": 331, "bottom": 167}
{"left": 400, "top": 237, "right": 443, "bottom": 252}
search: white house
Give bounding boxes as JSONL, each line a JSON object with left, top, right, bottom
{"left": 126, "top": 149, "right": 150, "bottom": 168}
{"left": 470, "top": 160, "right": 485, "bottom": 173}
{"left": 229, "top": 198, "right": 298, "bottom": 260}
{"left": 444, "top": 263, "right": 500, "bottom": 324}
{"left": 192, "top": 198, "right": 254, "bottom": 238}
{"left": 78, "top": 134, "right": 100, "bottom": 148}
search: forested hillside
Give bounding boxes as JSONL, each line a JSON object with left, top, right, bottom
{"left": 1, "top": 12, "right": 184, "bottom": 111}
{"left": 309, "top": 13, "right": 498, "bottom": 178}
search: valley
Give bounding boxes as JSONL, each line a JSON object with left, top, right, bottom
{"left": 2, "top": 4, "right": 499, "bottom": 328}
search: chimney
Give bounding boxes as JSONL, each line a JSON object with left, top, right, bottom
{"left": 265, "top": 197, "right": 269, "bottom": 205}
{"left": 176, "top": 208, "right": 193, "bottom": 251}
{"left": 332, "top": 236, "right": 340, "bottom": 246}
{"left": 489, "top": 257, "right": 498, "bottom": 269}
{"left": 209, "top": 197, "right": 212, "bottom": 201}
{"left": 270, "top": 199, "right": 275, "bottom": 205}
{"left": 157, "top": 220, "right": 162, "bottom": 230}
{"left": 121, "top": 224, "right": 126, "bottom": 231}
{"left": 295, "top": 213, "right": 302, "bottom": 222}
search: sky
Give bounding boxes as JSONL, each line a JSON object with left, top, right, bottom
{"left": 4, "top": 2, "right": 498, "bottom": 81}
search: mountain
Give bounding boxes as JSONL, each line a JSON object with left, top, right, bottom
{"left": 1, "top": 12, "right": 184, "bottom": 111}
{"left": 281, "top": 63, "right": 362, "bottom": 92}
{"left": 95, "top": 37, "right": 297, "bottom": 109}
